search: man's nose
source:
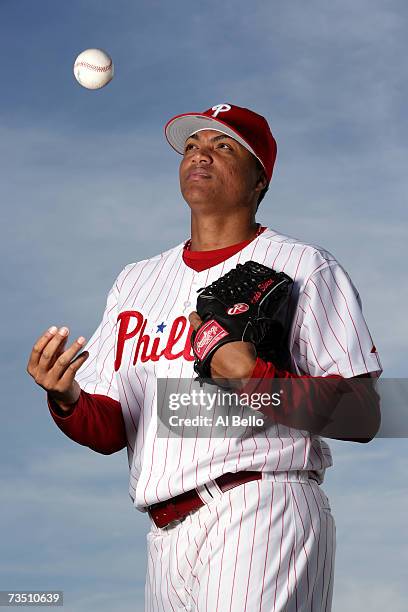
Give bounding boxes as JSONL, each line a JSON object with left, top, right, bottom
{"left": 192, "top": 146, "right": 212, "bottom": 164}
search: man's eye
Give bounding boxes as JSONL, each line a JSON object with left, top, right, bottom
{"left": 218, "top": 143, "right": 232, "bottom": 149}
{"left": 185, "top": 143, "right": 196, "bottom": 152}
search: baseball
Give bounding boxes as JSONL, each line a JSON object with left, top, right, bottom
{"left": 73, "top": 48, "right": 114, "bottom": 90}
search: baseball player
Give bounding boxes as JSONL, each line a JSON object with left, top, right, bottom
{"left": 27, "top": 103, "right": 382, "bottom": 611}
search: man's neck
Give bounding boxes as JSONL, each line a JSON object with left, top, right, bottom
{"left": 189, "top": 216, "right": 259, "bottom": 252}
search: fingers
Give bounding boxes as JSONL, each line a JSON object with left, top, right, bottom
{"left": 27, "top": 324, "right": 89, "bottom": 405}
{"left": 58, "top": 349, "right": 89, "bottom": 389}
{"left": 27, "top": 325, "right": 88, "bottom": 387}
{"left": 38, "top": 326, "right": 71, "bottom": 371}
{"left": 52, "top": 333, "right": 87, "bottom": 376}
{"left": 189, "top": 311, "right": 202, "bottom": 330}
{"left": 27, "top": 325, "right": 60, "bottom": 372}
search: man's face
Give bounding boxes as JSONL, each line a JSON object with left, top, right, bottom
{"left": 179, "top": 129, "right": 265, "bottom": 211}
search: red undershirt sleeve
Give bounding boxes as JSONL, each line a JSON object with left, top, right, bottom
{"left": 242, "top": 357, "right": 379, "bottom": 441}
{"left": 245, "top": 356, "right": 342, "bottom": 431}
{"left": 48, "top": 390, "right": 127, "bottom": 455}
{"left": 249, "top": 356, "right": 342, "bottom": 380}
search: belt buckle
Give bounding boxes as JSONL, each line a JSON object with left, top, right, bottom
{"left": 149, "top": 501, "right": 180, "bottom": 528}
{"left": 169, "top": 501, "right": 191, "bottom": 523}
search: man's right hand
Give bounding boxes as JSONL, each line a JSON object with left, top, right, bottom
{"left": 26, "top": 326, "right": 89, "bottom": 412}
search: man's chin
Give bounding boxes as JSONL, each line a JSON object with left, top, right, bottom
{"left": 184, "top": 199, "right": 218, "bottom": 211}
{"left": 181, "top": 186, "right": 218, "bottom": 207}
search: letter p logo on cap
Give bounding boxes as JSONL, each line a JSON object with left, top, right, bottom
{"left": 211, "top": 104, "right": 232, "bottom": 118}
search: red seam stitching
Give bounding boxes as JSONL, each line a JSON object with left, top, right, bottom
{"left": 75, "top": 60, "right": 112, "bottom": 72}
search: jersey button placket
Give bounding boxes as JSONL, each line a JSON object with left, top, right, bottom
{"left": 184, "top": 274, "right": 200, "bottom": 313}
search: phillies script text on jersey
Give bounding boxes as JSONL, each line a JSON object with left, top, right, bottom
{"left": 114, "top": 311, "right": 195, "bottom": 370}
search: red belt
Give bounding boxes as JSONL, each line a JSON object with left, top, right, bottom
{"left": 147, "top": 471, "right": 262, "bottom": 528}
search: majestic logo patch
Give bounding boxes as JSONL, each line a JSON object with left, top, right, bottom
{"left": 194, "top": 319, "right": 228, "bottom": 360}
{"left": 227, "top": 303, "right": 249, "bottom": 315}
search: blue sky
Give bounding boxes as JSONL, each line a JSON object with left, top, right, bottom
{"left": 1, "top": 1, "right": 407, "bottom": 610}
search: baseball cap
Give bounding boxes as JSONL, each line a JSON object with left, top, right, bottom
{"left": 165, "top": 103, "right": 277, "bottom": 183}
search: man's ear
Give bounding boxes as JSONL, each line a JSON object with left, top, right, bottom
{"left": 255, "top": 172, "right": 268, "bottom": 192}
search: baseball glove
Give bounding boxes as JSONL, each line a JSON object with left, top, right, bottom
{"left": 191, "top": 261, "right": 293, "bottom": 383}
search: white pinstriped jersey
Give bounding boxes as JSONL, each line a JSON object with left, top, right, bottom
{"left": 75, "top": 227, "right": 382, "bottom": 511}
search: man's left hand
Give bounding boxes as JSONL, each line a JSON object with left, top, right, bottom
{"left": 189, "top": 311, "right": 257, "bottom": 382}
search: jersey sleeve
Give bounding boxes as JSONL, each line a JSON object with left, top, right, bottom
{"left": 47, "top": 391, "right": 127, "bottom": 455}
{"left": 74, "top": 274, "right": 122, "bottom": 400}
{"left": 292, "top": 262, "right": 383, "bottom": 378}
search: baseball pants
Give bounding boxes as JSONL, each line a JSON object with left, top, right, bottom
{"left": 145, "top": 471, "right": 336, "bottom": 612}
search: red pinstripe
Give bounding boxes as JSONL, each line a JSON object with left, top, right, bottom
{"left": 122, "top": 367, "right": 142, "bottom": 428}
{"left": 307, "top": 280, "right": 346, "bottom": 352}
{"left": 288, "top": 534, "right": 298, "bottom": 611}
{"left": 205, "top": 527, "right": 211, "bottom": 612}
{"left": 290, "top": 483, "right": 311, "bottom": 601}
{"left": 272, "top": 243, "right": 284, "bottom": 268}
{"left": 327, "top": 266, "right": 369, "bottom": 374}
{"left": 273, "top": 484, "right": 287, "bottom": 611}
{"left": 301, "top": 435, "right": 309, "bottom": 471}
{"left": 283, "top": 247, "right": 307, "bottom": 332}
{"left": 155, "top": 539, "right": 165, "bottom": 612}
{"left": 141, "top": 381, "right": 158, "bottom": 505}
{"left": 287, "top": 429, "right": 296, "bottom": 472}
{"left": 318, "top": 271, "right": 357, "bottom": 375}
{"left": 261, "top": 240, "right": 274, "bottom": 266}
{"left": 156, "top": 257, "right": 185, "bottom": 320}
{"left": 117, "top": 263, "right": 137, "bottom": 292}
{"left": 116, "top": 373, "right": 135, "bottom": 453}
{"left": 324, "top": 518, "right": 336, "bottom": 612}
{"left": 123, "top": 260, "right": 151, "bottom": 306}
{"left": 165, "top": 571, "right": 177, "bottom": 612}
{"left": 259, "top": 482, "right": 274, "bottom": 612}
{"left": 281, "top": 243, "right": 296, "bottom": 271}
{"left": 215, "top": 527, "right": 227, "bottom": 610}
{"left": 153, "top": 377, "right": 172, "bottom": 500}
{"left": 131, "top": 258, "right": 168, "bottom": 309}
{"left": 272, "top": 425, "right": 284, "bottom": 472}
{"left": 184, "top": 545, "right": 201, "bottom": 594}
{"left": 320, "top": 508, "right": 329, "bottom": 610}
{"left": 147, "top": 546, "right": 160, "bottom": 611}
{"left": 117, "top": 371, "right": 138, "bottom": 433}
{"left": 167, "top": 368, "right": 184, "bottom": 498}
{"left": 138, "top": 365, "right": 152, "bottom": 449}
{"left": 304, "top": 259, "right": 333, "bottom": 284}
{"left": 170, "top": 531, "right": 194, "bottom": 606}
{"left": 303, "top": 296, "right": 342, "bottom": 374}
{"left": 243, "top": 480, "right": 261, "bottom": 609}
{"left": 305, "top": 332, "right": 329, "bottom": 374}
{"left": 306, "top": 484, "right": 321, "bottom": 610}
{"left": 194, "top": 534, "right": 204, "bottom": 567}
{"left": 228, "top": 500, "right": 245, "bottom": 612}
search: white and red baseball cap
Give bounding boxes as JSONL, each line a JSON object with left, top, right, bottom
{"left": 165, "top": 103, "right": 277, "bottom": 183}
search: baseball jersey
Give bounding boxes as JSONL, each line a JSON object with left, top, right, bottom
{"left": 74, "top": 227, "right": 382, "bottom": 512}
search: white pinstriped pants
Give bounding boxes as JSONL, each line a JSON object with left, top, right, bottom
{"left": 145, "top": 471, "right": 336, "bottom": 612}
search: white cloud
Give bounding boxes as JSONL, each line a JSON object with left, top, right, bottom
{"left": 333, "top": 580, "right": 407, "bottom": 612}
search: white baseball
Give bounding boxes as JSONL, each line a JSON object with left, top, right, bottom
{"left": 73, "top": 48, "right": 114, "bottom": 90}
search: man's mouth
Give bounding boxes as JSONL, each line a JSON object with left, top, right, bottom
{"left": 186, "top": 169, "right": 212, "bottom": 181}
